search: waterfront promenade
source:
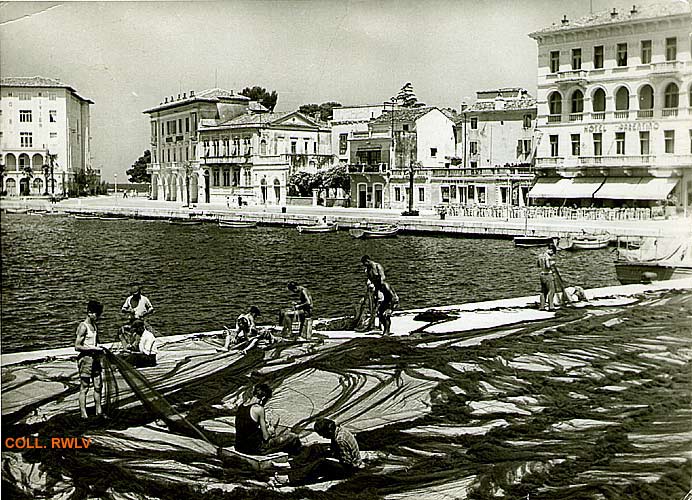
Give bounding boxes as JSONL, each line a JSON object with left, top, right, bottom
{"left": 2, "top": 194, "right": 689, "bottom": 240}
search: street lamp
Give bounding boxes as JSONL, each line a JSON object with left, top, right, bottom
{"left": 114, "top": 173, "right": 118, "bottom": 196}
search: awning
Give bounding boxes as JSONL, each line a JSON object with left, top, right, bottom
{"left": 528, "top": 178, "right": 571, "bottom": 198}
{"left": 633, "top": 177, "right": 679, "bottom": 201}
{"left": 561, "top": 177, "right": 605, "bottom": 199}
{"left": 593, "top": 177, "right": 642, "bottom": 200}
{"left": 528, "top": 177, "right": 604, "bottom": 199}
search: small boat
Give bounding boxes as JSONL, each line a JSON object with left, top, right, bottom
{"left": 219, "top": 219, "right": 257, "bottom": 228}
{"left": 615, "top": 236, "right": 692, "bottom": 284}
{"left": 168, "top": 219, "right": 202, "bottom": 226}
{"left": 513, "top": 235, "right": 556, "bottom": 247}
{"left": 296, "top": 223, "right": 338, "bottom": 234}
{"left": 570, "top": 232, "right": 611, "bottom": 250}
{"left": 100, "top": 215, "right": 129, "bottom": 221}
{"left": 4, "top": 209, "right": 29, "bottom": 214}
{"left": 72, "top": 213, "right": 100, "bottom": 220}
{"left": 349, "top": 225, "right": 399, "bottom": 239}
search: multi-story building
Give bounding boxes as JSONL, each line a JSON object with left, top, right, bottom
{"left": 529, "top": 2, "right": 691, "bottom": 211}
{"left": 331, "top": 105, "right": 389, "bottom": 165}
{"left": 144, "top": 88, "right": 332, "bottom": 205}
{"left": 197, "top": 110, "right": 332, "bottom": 205}
{"left": 0, "top": 76, "right": 93, "bottom": 196}
{"left": 346, "top": 107, "right": 456, "bottom": 209}
{"left": 452, "top": 88, "right": 537, "bottom": 207}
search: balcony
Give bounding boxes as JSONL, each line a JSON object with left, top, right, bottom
{"left": 637, "top": 109, "right": 654, "bottom": 119}
{"left": 650, "top": 60, "right": 684, "bottom": 76}
{"left": 430, "top": 165, "right": 534, "bottom": 178}
{"left": 547, "top": 114, "right": 562, "bottom": 123}
{"left": 347, "top": 163, "right": 388, "bottom": 174}
{"left": 591, "top": 112, "right": 605, "bottom": 120}
{"left": 556, "top": 69, "right": 588, "bottom": 85}
{"left": 535, "top": 157, "right": 563, "bottom": 169}
{"left": 661, "top": 108, "right": 678, "bottom": 117}
{"left": 569, "top": 113, "right": 584, "bottom": 122}
{"left": 614, "top": 111, "right": 630, "bottom": 119}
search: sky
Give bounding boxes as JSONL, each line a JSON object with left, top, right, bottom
{"left": 0, "top": 0, "right": 671, "bottom": 179}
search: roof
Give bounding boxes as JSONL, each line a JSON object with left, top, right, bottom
{"left": 143, "top": 87, "right": 250, "bottom": 113}
{"left": 464, "top": 97, "right": 537, "bottom": 113}
{"left": 0, "top": 76, "right": 94, "bottom": 103}
{"left": 203, "top": 110, "right": 326, "bottom": 129}
{"left": 369, "top": 107, "right": 436, "bottom": 126}
{"left": 529, "top": 1, "right": 690, "bottom": 37}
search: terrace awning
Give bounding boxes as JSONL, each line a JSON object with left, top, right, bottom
{"left": 560, "top": 177, "right": 605, "bottom": 199}
{"left": 633, "top": 177, "right": 679, "bottom": 201}
{"left": 593, "top": 177, "right": 642, "bottom": 200}
{"left": 528, "top": 178, "right": 571, "bottom": 198}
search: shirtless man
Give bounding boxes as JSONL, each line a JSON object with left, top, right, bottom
{"left": 75, "top": 300, "right": 105, "bottom": 420}
{"left": 282, "top": 282, "right": 313, "bottom": 339}
{"left": 361, "top": 255, "right": 386, "bottom": 291}
{"left": 121, "top": 284, "right": 154, "bottom": 322}
{"left": 377, "top": 282, "right": 399, "bottom": 336}
{"left": 538, "top": 244, "right": 557, "bottom": 311}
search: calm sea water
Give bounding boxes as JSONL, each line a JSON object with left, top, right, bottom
{"left": 0, "top": 213, "right": 619, "bottom": 353}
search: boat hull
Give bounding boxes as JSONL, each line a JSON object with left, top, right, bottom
{"left": 615, "top": 262, "right": 692, "bottom": 284}
{"left": 514, "top": 236, "right": 556, "bottom": 247}
{"left": 219, "top": 220, "right": 257, "bottom": 228}
{"left": 349, "top": 227, "right": 398, "bottom": 239}
{"left": 571, "top": 237, "right": 610, "bottom": 250}
{"left": 297, "top": 224, "right": 338, "bottom": 233}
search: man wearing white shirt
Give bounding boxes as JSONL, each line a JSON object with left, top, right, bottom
{"left": 121, "top": 284, "right": 155, "bottom": 322}
{"left": 123, "top": 320, "right": 158, "bottom": 367}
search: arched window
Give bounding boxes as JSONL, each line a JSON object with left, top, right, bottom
{"left": 548, "top": 92, "right": 562, "bottom": 115}
{"left": 664, "top": 82, "right": 679, "bottom": 108}
{"left": 639, "top": 85, "right": 654, "bottom": 110}
{"left": 615, "top": 87, "right": 630, "bottom": 110}
{"left": 592, "top": 88, "right": 606, "bottom": 112}
{"left": 260, "top": 139, "right": 267, "bottom": 155}
{"left": 273, "top": 178, "right": 281, "bottom": 204}
{"left": 571, "top": 90, "right": 584, "bottom": 113}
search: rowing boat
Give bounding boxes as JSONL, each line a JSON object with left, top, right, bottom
{"left": 349, "top": 225, "right": 399, "bottom": 239}
{"left": 296, "top": 223, "right": 338, "bottom": 233}
{"left": 570, "top": 233, "right": 610, "bottom": 250}
{"left": 72, "top": 214, "right": 100, "bottom": 220}
{"left": 168, "top": 219, "right": 202, "bottom": 226}
{"left": 513, "top": 235, "right": 556, "bottom": 247}
{"left": 219, "top": 220, "right": 257, "bottom": 228}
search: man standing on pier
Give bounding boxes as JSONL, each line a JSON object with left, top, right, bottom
{"left": 75, "top": 300, "right": 105, "bottom": 420}
{"left": 538, "top": 244, "right": 557, "bottom": 312}
{"left": 121, "top": 284, "right": 155, "bottom": 322}
{"left": 361, "top": 255, "right": 386, "bottom": 290}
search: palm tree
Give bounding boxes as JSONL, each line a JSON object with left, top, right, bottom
{"left": 21, "top": 165, "right": 33, "bottom": 196}
{"left": 42, "top": 164, "right": 50, "bottom": 195}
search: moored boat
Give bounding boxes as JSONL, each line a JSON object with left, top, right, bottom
{"left": 296, "top": 223, "right": 338, "bottom": 233}
{"left": 570, "top": 232, "right": 611, "bottom": 250}
{"left": 219, "top": 219, "right": 257, "bottom": 228}
{"left": 100, "top": 215, "right": 129, "bottom": 221}
{"left": 513, "top": 235, "right": 556, "bottom": 247}
{"left": 72, "top": 213, "right": 100, "bottom": 220}
{"left": 4, "top": 208, "right": 29, "bottom": 214}
{"left": 615, "top": 236, "right": 692, "bottom": 284}
{"left": 168, "top": 219, "right": 202, "bottom": 226}
{"left": 349, "top": 225, "right": 399, "bottom": 239}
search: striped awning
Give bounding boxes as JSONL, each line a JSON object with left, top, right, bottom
{"left": 529, "top": 177, "right": 604, "bottom": 199}
{"left": 528, "top": 178, "right": 571, "bottom": 198}
{"left": 594, "top": 177, "right": 678, "bottom": 200}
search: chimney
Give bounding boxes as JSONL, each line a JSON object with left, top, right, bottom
{"left": 177, "top": 94, "right": 181, "bottom": 100}
{"left": 611, "top": 8, "right": 618, "bottom": 17}
{"left": 561, "top": 15, "right": 569, "bottom": 25}
{"left": 190, "top": 90, "right": 195, "bottom": 97}
{"left": 230, "top": 90, "right": 234, "bottom": 95}
{"left": 630, "top": 4, "right": 637, "bottom": 14}
{"left": 460, "top": 102, "right": 468, "bottom": 111}
{"left": 164, "top": 97, "right": 168, "bottom": 103}
{"left": 183, "top": 92, "right": 186, "bottom": 99}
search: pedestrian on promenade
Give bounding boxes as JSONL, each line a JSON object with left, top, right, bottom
{"left": 75, "top": 300, "right": 105, "bottom": 420}
{"left": 121, "top": 284, "right": 155, "bottom": 323}
{"left": 272, "top": 417, "right": 363, "bottom": 486}
{"left": 538, "top": 244, "right": 557, "bottom": 311}
{"left": 233, "top": 383, "right": 302, "bottom": 456}
{"left": 281, "top": 282, "right": 313, "bottom": 339}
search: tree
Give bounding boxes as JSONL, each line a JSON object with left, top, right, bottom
{"left": 323, "top": 165, "right": 350, "bottom": 193}
{"left": 288, "top": 171, "right": 316, "bottom": 197}
{"left": 127, "top": 150, "right": 152, "bottom": 184}
{"left": 395, "top": 82, "right": 425, "bottom": 108}
{"left": 298, "top": 102, "right": 342, "bottom": 122}
{"left": 240, "top": 86, "right": 278, "bottom": 111}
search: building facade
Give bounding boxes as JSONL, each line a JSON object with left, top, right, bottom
{"left": 330, "top": 105, "right": 388, "bottom": 166}
{"left": 529, "top": 2, "right": 692, "bottom": 212}
{"left": 451, "top": 88, "right": 537, "bottom": 207}
{"left": 346, "top": 107, "right": 456, "bottom": 210}
{"left": 145, "top": 88, "right": 332, "bottom": 205}
{"left": 0, "top": 76, "right": 93, "bottom": 196}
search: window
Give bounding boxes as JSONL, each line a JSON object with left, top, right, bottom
{"left": 161, "top": 123, "right": 164, "bottom": 135}
{"left": 470, "top": 161, "right": 478, "bottom": 169}
{"left": 470, "top": 141, "right": 478, "bottom": 155}
{"left": 550, "top": 50, "right": 560, "bottom": 73}
{"left": 549, "top": 92, "right": 562, "bottom": 115}
{"left": 291, "top": 141, "right": 297, "bottom": 154}
{"left": 592, "top": 89, "right": 606, "bottom": 112}
{"left": 20, "top": 132, "right": 32, "bottom": 147}
{"left": 223, "top": 168, "right": 230, "bottom": 186}
{"left": 616, "top": 43, "right": 628, "bottom": 66}
{"left": 260, "top": 139, "right": 267, "bottom": 155}
{"left": 593, "top": 133, "right": 602, "bottom": 156}
{"left": 664, "top": 83, "right": 679, "bottom": 108}
{"left": 665, "top": 37, "right": 677, "bottom": 61}
{"left": 402, "top": 124, "right": 410, "bottom": 132}
{"left": 19, "top": 110, "right": 32, "bottom": 122}
{"left": 615, "top": 132, "right": 625, "bottom": 155}
{"left": 523, "top": 139, "right": 532, "bottom": 157}
{"left": 394, "top": 187, "right": 401, "bottom": 202}
{"left": 190, "top": 112, "right": 197, "bottom": 138}
{"left": 430, "top": 147, "right": 437, "bottom": 157}
{"left": 304, "top": 140, "right": 309, "bottom": 153}
{"left": 664, "top": 130, "right": 675, "bottom": 153}
{"left": 639, "top": 85, "right": 654, "bottom": 110}
{"left": 49, "top": 92, "right": 56, "bottom": 100}
{"left": 450, "top": 185, "right": 457, "bottom": 199}
{"left": 477, "top": 186, "right": 486, "bottom": 204}
{"left": 418, "top": 187, "right": 424, "bottom": 202}
{"left": 639, "top": 131, "right": 650, "bottom": 155}
{"left": 50, "top": 132, "right": 57, "bottom": 139}
{"left": 523, "top": 114, "right": 532, "bottom": 128}
{"left": 470, "top": 117, "right": 478, "bottom": 129}
{"left": 177, "top": 119, "right": 182, "bottom": 134}
{"left": 550, "top": 135, "right": 559, "bottom": 157}
{"left": 185, "top": 117, "right": 190, "bottom": 133}
{"left": 571, "top": 48, "right": 582, "bottom": 70}
{"left": 571, "top": 134, "right": 580, "bottom": 156}
{"left": 615, "top": 87, "right": 630, "bottom": 110}
{"left": 571, "top": 90, "right": 584, "bottom": 113}
{"left": 641, "top": 40, "right": 652, "bottom": 64}
{"left": 19, "top": 92, "right": 31, "bottom": 101}
{"left": 339, "top": 134, "right": 347, "bottom": 155}
{"left": 593, "top": 45, "right": 604, "bottom": 68}
{"left": 212, "top": 168, "right": 220, "bottom": 186}
{"left": 49, "top": 110, "right": 57, "bottom": 123}
{"left": 313, "top": 142, "right": 317, "bottom": 154}
{"left": 441, "top": 186, "right": 450, "bottom": 203}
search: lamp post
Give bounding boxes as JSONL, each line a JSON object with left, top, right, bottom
{"left": 114, "top": 173, "right": 118, "bottom": 197}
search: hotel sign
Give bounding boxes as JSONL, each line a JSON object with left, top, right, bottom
{"left": 584, "top": 122, "right": 659, "bottom": 133}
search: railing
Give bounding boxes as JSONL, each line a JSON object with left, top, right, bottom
{"left": 651, "top": 61, "right": 683, "bottom": 74}
{"left": 661, "top": 108, "right": 678, "bottom": 117}
{"left": 569, "top": 113, "right": 584, "bottom": 122}
{"left": 547, "top": 114, "right": 562, "bottom": 123}
{"left": 637, "top": 109, "right": 654, "bottom": 118}
{"left": 614, "top": 111, "right": 630, "bottom": 119}
{"left": 430, "top": 166, "right": 534, "bottom": 178}
{"left": 435, "top": 204, "right": 668, "bottom": 221}
{"left": 346, "top": 163, "right": 388, "bottom": 173}
{"left": 557, "top": 69, "right": 588, "bottom": 81}
{"left": 535, "top": 157, "right": 563, "bottom": 168}
{"left": 591, "top": 112, "right": 605, "bottom": 120}
{"left": 577, "top": 155, "right": 654, "bottom": 167}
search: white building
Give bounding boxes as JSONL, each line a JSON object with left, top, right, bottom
{"left": 529, "top": 2, "right": 691, "bottom": 212}
{"left": 330, "top": 105, "right": 389, "bottom": 165}
{"left": 0, "top": 76, "right": 93, "bottom": 196}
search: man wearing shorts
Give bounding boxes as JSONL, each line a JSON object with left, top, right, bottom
{"left": 75, "top": 300, "right": 105, "bottom": 420}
